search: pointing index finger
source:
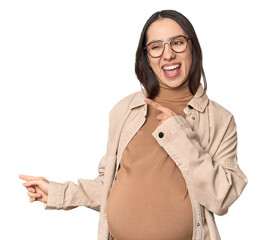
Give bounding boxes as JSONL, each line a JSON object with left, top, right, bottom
{"left": 19, "top": 175, "right": 41, "bottom": 181}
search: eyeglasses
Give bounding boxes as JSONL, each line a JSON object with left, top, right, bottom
{"left": 144, "top": 35, "right": 190, "bottom": 58}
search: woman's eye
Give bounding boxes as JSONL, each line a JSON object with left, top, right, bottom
{"left": 150, "top": 44, "right": 162, "bottom": 50}
{"left": 174, "top": 41, "right": 182, "bottom": 45}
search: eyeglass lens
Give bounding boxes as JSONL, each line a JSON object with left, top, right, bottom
{"left": 147, "top": 36, "right": 188, "bottom": 58}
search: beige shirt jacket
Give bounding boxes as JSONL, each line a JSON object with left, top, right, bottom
{"left": 45, "top": 84, "right": 248, "bottom": 240}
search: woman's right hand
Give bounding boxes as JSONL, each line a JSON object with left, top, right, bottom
{"left": 19, "top": 175, "right": 49, "bottom": 203}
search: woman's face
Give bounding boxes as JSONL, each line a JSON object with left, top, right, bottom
{"left": 146, "top": 18, "right": 192, "bottom": 88}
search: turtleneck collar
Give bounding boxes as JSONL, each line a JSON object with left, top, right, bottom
{"left": 154, "top": 79, "right": 193, "bottom": 102}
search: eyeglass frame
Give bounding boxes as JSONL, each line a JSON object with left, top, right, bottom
{"left": 144, "top": 35, "right": 191, "bottom": 58}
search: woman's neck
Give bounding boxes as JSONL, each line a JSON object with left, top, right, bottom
{"left": 154, "top": 79, "right": 193, "bottom": 102}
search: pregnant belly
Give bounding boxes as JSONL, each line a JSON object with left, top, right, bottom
{"left": 106, "top": 173, "right": 193, "bottom": 240}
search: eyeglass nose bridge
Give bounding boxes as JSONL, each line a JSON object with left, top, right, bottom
{"left": 161, "top": 39, "right": 174, "bottom": 56}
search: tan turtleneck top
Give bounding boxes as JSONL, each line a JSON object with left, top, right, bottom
{"left": 106, "top": 80, "right": 194, "bottom": 240}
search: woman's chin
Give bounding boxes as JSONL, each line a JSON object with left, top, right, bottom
{"left": 159, "top": 78, "right": 186, "bottom": 89}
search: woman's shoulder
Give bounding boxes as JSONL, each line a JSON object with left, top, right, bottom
{"left": 193, "top": 84, "right": 234, "bottom": 121}
{"left": 208, "top": 98, "right": 233, "bottom": 116}
{"left": 206, "top": 97, "right": 236, "bottom": 127}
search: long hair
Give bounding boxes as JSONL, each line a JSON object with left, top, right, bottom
{"left": 135, "top": 10, "right": 207, "bottom": 99}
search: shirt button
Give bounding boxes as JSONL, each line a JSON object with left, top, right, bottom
{"left": 158, "top": 132, "right": 164, "bottom": 138}
{"left": 197, "top": 223, "right": 200, "bottom": 227}
{"left": 188, "top": 105, "right": 193, "bottom": 109}
{"left": 192, "top": 117, "right": 195, "bottom": 120}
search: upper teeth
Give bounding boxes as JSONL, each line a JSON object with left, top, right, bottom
{"left": 163, "top": 64, "right": 180, "bottom": 70}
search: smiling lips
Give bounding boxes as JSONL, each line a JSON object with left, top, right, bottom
{"left": 162, "top": 63, "right": 181, "bottom": 78}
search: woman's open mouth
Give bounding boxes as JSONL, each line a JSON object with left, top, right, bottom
{"left": 162, "top": 64, "right": 181, "bottom": 78}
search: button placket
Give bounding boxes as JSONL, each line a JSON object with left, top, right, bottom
{"left": 185, "top": 105, "right": 198, "bottom": 131}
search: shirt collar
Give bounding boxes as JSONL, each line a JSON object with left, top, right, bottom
{"left": 129, "top": 83, "right": 209, "bottom": 114}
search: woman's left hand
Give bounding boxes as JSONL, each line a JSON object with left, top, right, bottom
{"left": 144, "top": 98, "right": 177, "bottom": 126}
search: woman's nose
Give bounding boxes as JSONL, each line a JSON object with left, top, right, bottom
{"left": 162, "top": 43, "right": 175, "bottom": 60}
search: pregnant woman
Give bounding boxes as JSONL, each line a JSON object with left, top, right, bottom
{"left": 20, "top": 9, "right": 248, "bottom": 240}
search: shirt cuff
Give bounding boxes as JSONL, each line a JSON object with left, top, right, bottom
{"left": 152, "top": 115, "right": 190, "bottom": 145}
{"left": 44, "top": 181, "right": 65, "bottom": 210}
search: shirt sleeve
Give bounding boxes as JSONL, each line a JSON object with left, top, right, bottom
{"left": 152, "top": 114, "right": 248, "bottom": 216}
{"left": 44, "top": 154, "right": 107, "bottom": 211}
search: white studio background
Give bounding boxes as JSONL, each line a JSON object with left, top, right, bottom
{"left": 0, "top": 0, "right": 266, "bottom": 239}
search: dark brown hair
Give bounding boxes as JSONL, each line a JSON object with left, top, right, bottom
{"left": 135, "top": 10, "right": 207, "bottom": 99}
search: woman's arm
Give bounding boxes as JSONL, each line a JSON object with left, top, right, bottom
{"left": 43, "top": 153, "right": 107, "bottom": 211}
{"left": 20, "top": 153, "right": 107, "bottom": 211}
{"left": 152, "top": 113, "right": 248, "bottom": 216}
